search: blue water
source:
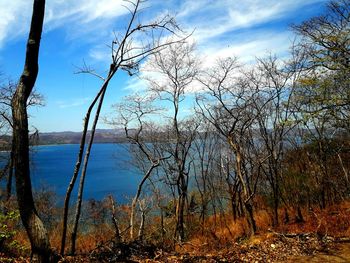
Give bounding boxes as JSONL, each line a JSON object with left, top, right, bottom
{"left": 29, "top": 143, "right": 141, "bottom": 203}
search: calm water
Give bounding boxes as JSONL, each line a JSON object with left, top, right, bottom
{"left": 29, "top": 143, "right": 141, "bottom": 203}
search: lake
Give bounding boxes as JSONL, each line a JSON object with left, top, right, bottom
{"left": 28, "top": 143, "right": 141, "bottom": 203}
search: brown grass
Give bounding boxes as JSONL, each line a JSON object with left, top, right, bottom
{"left": 8, "top": 200, "right": 350, "bottom": 259}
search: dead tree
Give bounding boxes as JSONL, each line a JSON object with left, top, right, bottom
{"left": 109, "top": 195, "right": 122, "bottom": 243}
{"left": 11, "top": 0, "right": 54, "bottom": 261}
{"left": 191, "top": 117, "right": 220, "bottom": 225}
{"left": 60, "top": 0, "right": 184, "bottom": 255}
{"left": 137, "top": 197, "right": 152, "bottom": 241}
{"left": 244, "top": 54, "right": 303, "bottom": 226}
{"left": 112, "top": 94, "right": 167, "bottom": 240}
{"left": 145, "top": 42, "right": 199, "bottom": 242}
{"left": 196, "top": 58, "right": 260, "bottom": 235}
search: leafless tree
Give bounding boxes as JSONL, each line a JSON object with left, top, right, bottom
{"left": 60, "top": 0, "right": 185, "bottom": 255}
{"left": 137, "top": 197, "right": 152, "bottom": 241}
{"left": 145, "top": 42, "right": 199, "bottom": 242}
{"left": 196, "top": 57, "right": 260, "bottom": 235}
{"left": 241, "top": 53, "right": 303, "bottom": 226}
{"left": 111, "top": 93, "right": 169, "bottom": 240}
{"left": 191, "top": 117, "right": 221, "bottom": 225}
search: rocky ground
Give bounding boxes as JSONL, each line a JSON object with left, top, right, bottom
{"left": 2, "top": 233, "right": 350, "bottom": 262}
{"left": 63, "top": 233, "right": 350, "bottom": 262}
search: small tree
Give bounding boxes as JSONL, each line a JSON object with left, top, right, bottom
{"left": 112, "top": 93, "right": 167, "bottom": 240}
{"left": 60, "top": 0, "right": 184, "bottom": 255}
{"left": 145, "top": 42, "right": 199, "bottom": 242}
{"left": 197, "top": 58, "right": 267, "bottom": 235}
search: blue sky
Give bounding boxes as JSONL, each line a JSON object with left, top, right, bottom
{"left": 0, "top": 0, "right": 328, "bottom": 132}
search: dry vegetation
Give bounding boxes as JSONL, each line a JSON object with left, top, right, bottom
{"left": 0, "top": 0, "right": 349, "bottom": 262}
{"left": 1, "top": 198, "right": 350, "bottom": 262}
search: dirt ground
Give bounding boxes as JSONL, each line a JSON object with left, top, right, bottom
{"left": 289, "top": 242, "right": 350, "bottom": 263}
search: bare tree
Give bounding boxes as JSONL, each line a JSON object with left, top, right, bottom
{"left": 112, "top": 94, "right": 168, "bottom": 240}
{"left": 191, "top": 118, "right": 220, "bottom": 226}
{"left": 196, "top": 58, "right": 260, "bottom": 235}
{"left": 11, "top": 0, "right": 54, "bottom": 261}
{"left": 60, "top": 0, "right": 184, "bottom": 255}
{"left": 145, "top": 42, "right": 199, "bottom": 242}
{"left": 137, "top": 197, "right": 152, "bottom": 241}
{"left": 242, "top": 54, "right": 304, "bottom": 226}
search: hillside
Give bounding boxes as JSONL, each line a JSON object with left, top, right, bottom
{"left": 37, "top": 129, "right": 128, "bottom": 145}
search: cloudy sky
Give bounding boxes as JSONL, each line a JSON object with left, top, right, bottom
{"left": 0, "top": 0, "right": 328, "bottom": 132}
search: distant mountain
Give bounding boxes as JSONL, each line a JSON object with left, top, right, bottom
{"left": 37, "top": 129, "right": 128, "bottom": 145}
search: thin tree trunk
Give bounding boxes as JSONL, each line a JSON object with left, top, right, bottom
{"left": 130, "top": 164, "right": 157, "bottom": 240}
{"left": 109, "top": 196, "right": 122, "bottom": 243}
{"left": 6, "top": 141, "right": 14, "bottom": 201}
{"left": 338, "top": 153, "right": 349, "bottom": 187}
{"left": 60, "top": 83, "right": 106, "bottom": 255}
{"left": 272, "top": 187, "right": 279, "bottom": 227}
{"left": 229, "top": 139, "right": 256, "bottom": 235}
{"left": 70, "top": 86, "right": 108, "bottom": 255}
{"left": 176, "top": 189, "right": 186, "bottom": 242}
{"left": 11, "top": 0, "right": 53, "bottom": 261}
{"left": 160, "top": 208, "right": 165, "bottom": 242}
{"left": 69, "top": 69, "right": 118, "bottom": 253}
{"left": 137, "top": 200, "right": 146, "bottom": 241}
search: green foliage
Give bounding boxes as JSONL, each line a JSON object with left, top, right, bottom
{"left": 292, "top": 0, "right": 350, "bottom": 129}
{"left": 0, "top": 211, "right": 18, "bottom": 240}
{"left": 0, "top": 210, "right": 26, "bottom": 255}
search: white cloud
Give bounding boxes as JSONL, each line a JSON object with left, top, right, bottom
{"left": 124, "top": 77, "right": 148, "bottom": 92}
{"left": 200, "top": 31, "right": 293, "bottom": 67}
{"left": 0, "top": 0, "right": 131, "bottom": 48}
{"left": 0, "top": 0, "right": 32, "bottom": 47}
{"left": 56, "top": 97, "right": 91, "bottom": 108}
{"left": 177, "top": 0, "right": 327, "bottom": 44}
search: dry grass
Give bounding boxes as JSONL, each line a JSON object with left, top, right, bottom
{"left": 181, "top": 201, "right": 350, "bottom": 255}
{"left": 6, "top": 200, "right": 350, "bottom": 260}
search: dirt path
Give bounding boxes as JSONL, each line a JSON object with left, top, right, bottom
{"left": 289, "top": 243, "right": 350, "bottom": 263}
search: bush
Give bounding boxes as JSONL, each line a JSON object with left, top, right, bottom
{"left": 0, "top": 210, "right": 26, "bottom": 256}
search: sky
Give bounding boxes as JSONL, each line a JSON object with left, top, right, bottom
{"left": 0, "top": 0, "right": 329, "bottom": 132}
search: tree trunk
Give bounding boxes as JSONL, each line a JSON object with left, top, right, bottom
{"left": 160, "top": 208, "right": 165, "bottom": 242}
{"left": 60, "top": 81, "right": 109, "bottom": 255}
{"left": 11, "top": 0, "right": 53, "bottom": 261}
{"left": 231, "top": 198, "right": 237, "bottom": 222}
{"left": 138, "top": 201, "right": 146, "bottom": 241}
{"left": 244, "top": 201, "right": 256, "bottom": 235}
{"left": 272, "top": 187, "right": 279, "bottom": 226}
{"left": 109, "top": 196, "right": 122, "bottom": 243}
{"left": 70, "top": 83, "right": 109, "bottom": 255}
{"left": 6, "top": 140, "right": 14, "bottom": 201}
{"left": 175, "top": 177, "right": 187, "bottom": 242}
{"left": 295, "top": 206, "right": 304, "bottom": 223}
{"left": 229, "top": 139, "right": 256, "bottom": 235}
{"left": 130, "top": 164, "right": 157, "bottom": 240}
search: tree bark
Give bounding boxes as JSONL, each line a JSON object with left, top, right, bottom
{"left": 5, "top": 141, "right": 14, "bottom": 201}
{"left": 130, "top": 164, "right": 157, "bottom": 240}
{"left": 11, "top": 0, "right": 53, "bottom": 261}
{"left": 70, "top": 81, "right": 109, "bottom": 255}
{"left": 60, "top": 83, "right": 106, "bottom": 255}
{"left": 109, "top": 196, "right": 122, "bottom": 243}
{"left": 229, "top": 138, "right": 256, "bottom": 235}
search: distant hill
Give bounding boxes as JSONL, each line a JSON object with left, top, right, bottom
{"left": 37, "top": 129, "right": 129, "bottom": 145}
